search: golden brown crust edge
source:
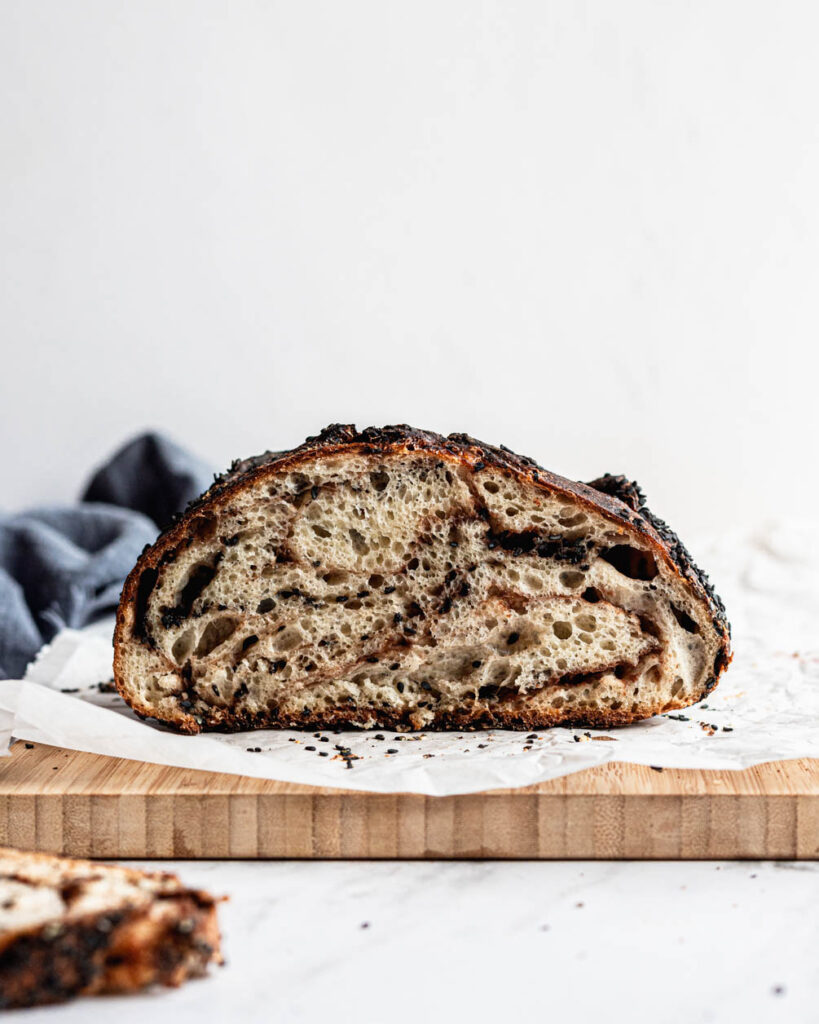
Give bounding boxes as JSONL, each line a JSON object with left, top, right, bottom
{"left": 114, "top": 424, "right": 732, "bottom": 733}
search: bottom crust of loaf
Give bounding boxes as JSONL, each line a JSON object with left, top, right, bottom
{"left": 132, "top": 671, "right": 711, "bottom": 734}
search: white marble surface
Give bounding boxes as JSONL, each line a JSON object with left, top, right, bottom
{"left": 14, "top": 859, "right": 819, "bottom": 1024}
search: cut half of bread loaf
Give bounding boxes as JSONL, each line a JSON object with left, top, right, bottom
{"left": 114, "top": 424, "right": 731, "bottom": 733}
{"left": 0, "top": 846, "right": 222, "bottom": 1008}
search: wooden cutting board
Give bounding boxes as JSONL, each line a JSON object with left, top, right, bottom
{"left": 0, "top": 742, "right": 816, "bottom": 859}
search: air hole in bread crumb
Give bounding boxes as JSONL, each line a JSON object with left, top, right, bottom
{"left": 256, "top": 598, "right": 276, "bottom": 614}
{"left": 600, "top": 545, "right": 658, "bottom": 580}
{"left": 273, "top": 628, "right": 302, "bottom": 652}
{"left": 349, "top": 529, "right": 369, "bottom": 554}
{"left": 553, "top": 621, "right": 572, "bottom": 640}
{"left": 581, "top": 587, "right": 600, "bottom": 603}
{"left": 639, "top": 615, "right": 662, "bottom": 639}
{"left": 194, "top": 617, "right": 240, "bottom": 658}
{"left": 670, "top": 604, "right": 699, "bottom": 634}
{"left": 369, "top": 470, "right": 390, "bottom": 491}
{"left": 177, "top": 563, "right": 217, "bottom": 614}
{"left": 172, "top": 628, "right": 196, "bottom": 663}
{"left": 560, "top": 570, "right": 585, "bottom": 589}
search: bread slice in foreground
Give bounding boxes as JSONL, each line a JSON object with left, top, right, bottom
{"left": 0, "top": 847, "right": 222, "bottom": 1009}
{"left": 114, "top": 424, "right": 731, "bottom": 733}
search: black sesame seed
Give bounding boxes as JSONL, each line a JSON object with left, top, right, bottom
{"left": 472, "top": 660, "right": 482, "bottom": 668}
{"left": 421, "top": 681, "right": 432, "bottom": 691}
{"left": 397, "top": 682, "right": 405, "bottom": 693}
{"left": 375, "top": 734, "right": 385, "bottom": 740}
{"left": 212, "top": 684, "right": 220, "bottom": 696}
{"left": 366, "top": 656, "right": 379, "bottom": 664}
{"left": 507, "top": 632, "right": 520, "bottom": 645}
{"left": 305, "top": 746, "right": 316, "bottom": 751}
{"left": 384, "top": 586, "right": 396, "bottom": 594}
{"left": 336, "top": 595, "right": 348, "bottom": 603}
{"left": 319, "top": 751, "right": 328, "bottom": 757}
{"left": 393, "top": 613, "right": 403, "bottom": 623}
{"left": 389, "top": 663, "right": 399, "bottom": 670}
{"left": 387, "top": 748, "right": 398, "bottom": 754}
{"left": 311, "top": 486, "right": 319, "bottom": 499}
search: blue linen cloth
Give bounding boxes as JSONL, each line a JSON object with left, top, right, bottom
{"left": 0, "top": 434, "right": 214, "bottom": 678}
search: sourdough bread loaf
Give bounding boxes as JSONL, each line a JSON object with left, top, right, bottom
{"left": 114, "top": 425, "right": 731, "bottom": 732}
{"left": 0, "top": 846, "right": 222, "bottom": 1008}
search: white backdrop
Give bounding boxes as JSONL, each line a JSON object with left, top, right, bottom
{"left": 1, "top": 1, "right": 817, "bottom": 536}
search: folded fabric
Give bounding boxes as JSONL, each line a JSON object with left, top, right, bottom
{"left": 0, "top": 434, "right": 214, "bottom": 679}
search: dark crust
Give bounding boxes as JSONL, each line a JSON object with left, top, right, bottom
{"left": 0, "top": 888, "right": 221, "bottom": 1010}
{"left": 114, "top": 424, "right": 732, "bottom": 732}
{"left": 136, "top": 686, "right": 703, "bottom": 734}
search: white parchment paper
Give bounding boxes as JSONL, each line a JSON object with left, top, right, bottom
{"left": 1, "top": 520, "right": 817, "bottom": 795}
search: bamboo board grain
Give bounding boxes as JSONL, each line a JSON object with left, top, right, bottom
{"left": 0, "top": 743, "right": 816, "bottom": 860}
